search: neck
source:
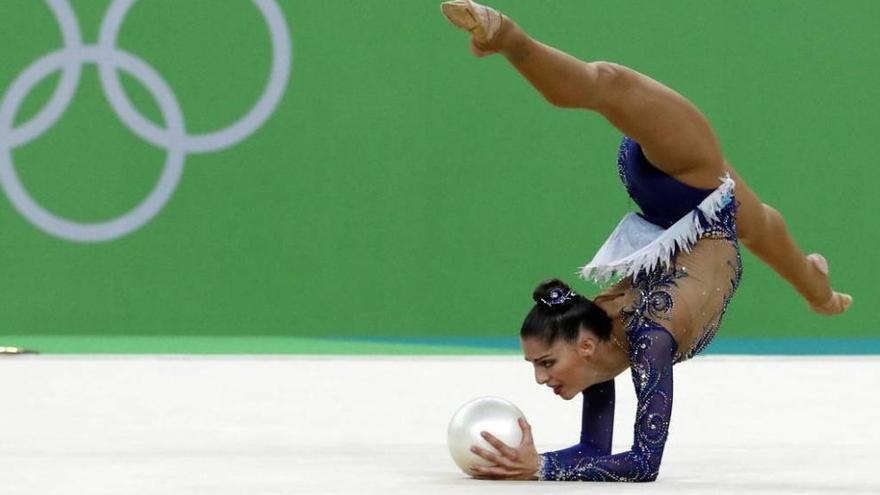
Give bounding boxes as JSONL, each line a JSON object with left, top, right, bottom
{"left": 590, "top": 294, "right": 631, "bottom": 382}
{"left": 588, "top": 338, "right": 629, "bottom": 384}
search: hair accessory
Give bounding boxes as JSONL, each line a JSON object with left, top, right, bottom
{"left": 540, "top": 288, "right": 576, "bottom": 307}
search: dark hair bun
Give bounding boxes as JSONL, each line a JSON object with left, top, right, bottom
{"left": 522, "top": 277, "right": 612, "bottom": 343}
{"left": 532, "top": 278, "right": 574, "bottom": 308}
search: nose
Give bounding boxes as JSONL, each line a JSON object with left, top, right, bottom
{"left": 534, "top": 367, "right": 549, "bottom": 385}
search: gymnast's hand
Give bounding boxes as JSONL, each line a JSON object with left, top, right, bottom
{"left": 469, "top": 418, "right": 541, "bottom": 480}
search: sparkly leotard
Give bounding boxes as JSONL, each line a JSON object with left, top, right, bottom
{"left": 540, "top": 137, "right": 743, "bottom": 481}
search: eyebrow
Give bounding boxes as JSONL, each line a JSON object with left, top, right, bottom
{"left": 525, "top": 354, "right": 552, "bottom": 363}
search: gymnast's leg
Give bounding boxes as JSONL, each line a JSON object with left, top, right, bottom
{"left": 441, "top": 0, "right": 852, "bottom": 315}
{"left": 724, "top": 170, "right": 852, "bottom": 315}
{"left": 441, "top": 0, "right": 725, "bottom": 180}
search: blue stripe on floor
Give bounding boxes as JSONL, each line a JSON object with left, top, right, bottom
{"left": 707, "top": 338, "right": 880, "bottom": 355}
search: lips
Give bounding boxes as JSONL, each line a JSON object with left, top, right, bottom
{"left": 553, "top": 386, "right": 562, "bottom": 395}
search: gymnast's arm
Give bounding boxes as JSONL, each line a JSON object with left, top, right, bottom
{"left": 541, "top": 379, "right": 616, "bottom": 461}
{"left": 539, "top": 325, "right": 676, "bottom": 482}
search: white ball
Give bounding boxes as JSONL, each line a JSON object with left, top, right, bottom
{"left": 447, "top": 396, "right": 526, "bottom": 475}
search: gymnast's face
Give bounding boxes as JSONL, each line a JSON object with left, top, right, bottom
{"left": 521, "top": 329, "right": 599, "bottom": 401}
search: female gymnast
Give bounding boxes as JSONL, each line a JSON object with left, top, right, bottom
{"left": 440, "top": 0, "right": 853, "bottom": 482}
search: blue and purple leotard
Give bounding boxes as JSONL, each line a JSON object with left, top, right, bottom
{"left": 539, "top": 137, "right": 742, "bottom": 481}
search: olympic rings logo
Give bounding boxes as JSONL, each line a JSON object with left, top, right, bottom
{"left": 0, "top": 0, "right": 291, "bottom": 242}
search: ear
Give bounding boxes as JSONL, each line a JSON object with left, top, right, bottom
{"left": 577, "top": 332, "right": 597, "bottom": 359}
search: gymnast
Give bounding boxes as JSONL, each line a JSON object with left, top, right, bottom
{"left": 440, "top": 0, "right": 853, "bottom": 482}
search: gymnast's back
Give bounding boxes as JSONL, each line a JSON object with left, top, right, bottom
{"left": 608, "top": 137, "right": 742, "bottom": 363}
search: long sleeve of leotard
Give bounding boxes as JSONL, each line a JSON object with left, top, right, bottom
{"left": 539, "top": 323, "right": 677, "bottom": 482}
{"left": 542, "top": 379, "right": 616, "bottom": 461}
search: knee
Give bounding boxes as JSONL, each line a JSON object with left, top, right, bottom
{"left": 543, "top": 60, "right": 622, "bottom": 110}
{"left": 584, "top": 61, "right": 623, "bottom": 108}
{"left": 591, "top": 61, "right": 624, "bottom": 85}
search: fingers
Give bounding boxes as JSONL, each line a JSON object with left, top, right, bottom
{"left": 479, "top": 431, "right": 518, "bottom": 460}
{"left": 518, "top": 418, "right": 534, "bottom": 446}
{"left": 470, "top": 445, "right": 515, "bottom": 468}
{"left": 470, "top": 464, "right": 518, "bottom": 479}
{"left": 467, "top": 420, "right": 538, "bottom": 480}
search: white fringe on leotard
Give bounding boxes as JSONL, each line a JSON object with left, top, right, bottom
{"left": 579, "top": 174, "right": 735, "bottom": 283}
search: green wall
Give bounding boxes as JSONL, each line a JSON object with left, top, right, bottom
{"left": 1, "top": 0, "right": 876, "bottom": 352}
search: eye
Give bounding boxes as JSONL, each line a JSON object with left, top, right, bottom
{"left": 541, "top": 360, "right": 554, "bottom": 369}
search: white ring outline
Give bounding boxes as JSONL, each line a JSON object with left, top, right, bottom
{"left": 0, "top": 0, "right": 292, "bottom": 242}
{"left": 3, "top": 0, "right": 82, "bottom": 148}
{"left": 98, "top": 0, "right": 292, "bottom": 154}
{"left": 0, "top": 47, "right": 185, "bottom": 242}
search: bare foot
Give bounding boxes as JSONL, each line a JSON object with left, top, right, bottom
{"left": 806, "top": 253, "right": 852, "bottom": 315}
{"left": 440, "top": 0, "right": 505, "bottom": 56}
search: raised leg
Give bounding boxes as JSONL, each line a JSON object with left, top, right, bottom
{"left": 441, "top": 0, "right": 724, "bottom": 185}
{"left": 726, "top": 169, "right": 852, "bottom": 315}
{"left": 441, "top": 1, "right": 852, "bottom": 315}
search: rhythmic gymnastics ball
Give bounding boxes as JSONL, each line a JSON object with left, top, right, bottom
{"left": 447, "top": 396, "right": 526, "bottom": 476}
